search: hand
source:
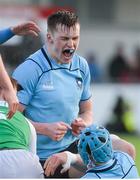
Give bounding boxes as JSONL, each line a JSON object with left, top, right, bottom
{"left": 11, "top": 21, "right": 41, "bottom": 37}
{"left": 45, "top": 121, "right": 72, "bottom": 141}
{"left": 1, "top": 88, "right": 19, "bottom": 119}
{"left": 71, "top": 117, "right": 86, "bottom": 136}
{"left": 44, "top": 152, "right": 67, "bottom": 177}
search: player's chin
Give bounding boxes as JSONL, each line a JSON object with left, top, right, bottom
{"left": 62, "top": 57, "right": 72, "bottom": 64}
{"left": 63, "top": 55, "right": 74, "bottom": 63}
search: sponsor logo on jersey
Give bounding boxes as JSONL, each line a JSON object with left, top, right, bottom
{"left": 42, "top": 81, "right": 54, "bottom": 90}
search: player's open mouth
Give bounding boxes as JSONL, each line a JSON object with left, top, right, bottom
{"left": 62, "top": 49, "right": 75, "bottom": 58}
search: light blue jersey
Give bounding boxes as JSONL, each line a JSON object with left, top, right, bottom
{"left": 0, "top": 28, "right": 14, "bottom": 44}
{"left": 82, "top": 151, "right": 139, "bottom": 179}
{"left": 12, "top": 45, "right": 91, "bottom": 160}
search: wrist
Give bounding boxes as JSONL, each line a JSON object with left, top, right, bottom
{"left": 64, "top": 151, "right": 78, "bottom": 165}
{"left": 10, "top": 26, "right": 17, "bottom": 35}
{"left": 60, "top": 151, "right": 78, "bottom": 173}
{"left": 9, "top": 27, "right": 16, "bottom": 35}
{"left": 32, "top": 121, "right": 47, "bottom": 135}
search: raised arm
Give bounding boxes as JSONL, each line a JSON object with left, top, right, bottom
{"left": 11, "top": 21, "right": 41, "bottom": 37}
{"left": 0, "top": 55, "right": 19, "bottom": 118}
{"left": 0, "top": 21, "right": 40, "bottom": 44}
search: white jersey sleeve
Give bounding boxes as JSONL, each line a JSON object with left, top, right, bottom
{"left": 26, "top": 118, "right": 37, "bottom": 154}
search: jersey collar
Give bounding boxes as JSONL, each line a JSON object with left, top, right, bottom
{"left": 87, "top": 158, "right": 117, "bottom": 173}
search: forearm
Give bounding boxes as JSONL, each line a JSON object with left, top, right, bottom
{"left": 18, "top": 104, "right": 44, "bottom": 137}
{"left": 79, "top": 110, "right": 93, "bottom": 126}
{"left": 18, "top": 102, "right": 69, "bottom": 140}
{"left": 44, "top": 151, "right": 86, "bottom": 177}
{"left": 70, "top": 154, "right": 86, "bottom": 172}
{"left": 62, "top": 152, "right": 86, "bottom": 177}
{"left": 0, "top": 56, "right": 13, "bottom": 90}
{"left": 18, "top": 103, "right": 47, "bottom": 135}
{"left": 29, "top": 120, "right": 47, "bottom": 135}
{"left": 79, "top": 99, "right": 93, "bottom": 126}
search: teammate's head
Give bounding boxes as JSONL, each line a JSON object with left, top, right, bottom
{"left": 10, "top": 78, "right": 23, "bottom": 92}
{"left": 78, "top": 124, "right": 113, "bottom": 165}
{"left": 0, "top": 78, "right": 23, "bottom": 100}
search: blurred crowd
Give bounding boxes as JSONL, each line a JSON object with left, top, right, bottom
{"left": 86, "top": 42, "right": 140, "bottom": 84}
{"left": 105, "top": 95, "right": 136, "bottom": 134}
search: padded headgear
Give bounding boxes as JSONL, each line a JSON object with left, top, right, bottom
{"left": 78, "top": 124, "right": 113, "bottom": 165}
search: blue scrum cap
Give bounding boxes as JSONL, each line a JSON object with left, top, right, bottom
{"left": 78, "top": 124, "right": 113, "bottom": 165}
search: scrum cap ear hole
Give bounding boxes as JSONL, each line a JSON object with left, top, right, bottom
{"left": 86, "top": 144, "right": 92, "bottom": 155}
{"left": 85, "top": 132, "right": 91, "bottom": 136}
{"left": 98, "top": 137, "right": 106, "bottom": 143}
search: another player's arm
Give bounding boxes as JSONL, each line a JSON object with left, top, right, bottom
{"left": 111, "top": 134, "right": 136, "bottom": 160}
{"left": 0, "top": 55, "right": 19, "bottom": 118}
{"left": 11, "top": 21, "right": 40, "bottom": 37}
{"left": 44, "top": 151, "right": 86, "bottom": 177}
{"left": 0, "top": 21, "right": 40, "bottom": 44}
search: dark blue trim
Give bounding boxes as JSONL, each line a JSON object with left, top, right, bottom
{"left": 19, "top": 102, "right": 28, "bottom": 106}
{"left": 95, "top": 173, "right": 101, "bottom": 179}
{"left": 87, "top": 159, "right": 117, "bottom": 173}
{"left": 37, "top": 67, "right": 86, "bottom": 83}
{"left": 69, "top": 61, "right": 72, "bottom": 70}
{"left": 41, "top": 48, "right": 53, "bottom": 69}
{"left": 27, "top": 58, "right": 44, "bottom": 73}
{"left": 27, "top": 48, "right": 86, "bottom": 84}
{"left": 80, "top": 95, "right": 92, "bottom": 102}
{"left": 41, "top": 48, "right": 85, "bottom": 75}
{"left": 122, "top": 165, "right": 136, "bottom": 179}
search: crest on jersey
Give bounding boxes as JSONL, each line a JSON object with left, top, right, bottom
{"left": 76, "top": 77, "right": 83, "bottom": 89}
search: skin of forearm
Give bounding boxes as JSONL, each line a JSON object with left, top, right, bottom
{"left": 30, "top": 120, "right": 48, "bottom": 135}
{"left": 18, "top": 104, "right": 46, "bottom": 135}
{"left": 72, "top": 154, "right": 86, "bottom": 171}
{"left": 79, "top": 110, "right": 93, "bottom": 126}
{"left": 0, "top": 57, "right": 13, "bottom": 90}
{"left": 69, "top": 154, "right": 87, "bottom": 178}
{"left": 78, "top": 99, "right": 93, "bottom": 126}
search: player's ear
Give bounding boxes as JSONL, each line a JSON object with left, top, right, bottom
{"left": 47, "top": 33, "right": 53, "bottom": 44}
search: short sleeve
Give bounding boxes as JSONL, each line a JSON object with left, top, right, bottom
{"left": 81, "top": 59, "right": 92, "bottom": 101}
{"left": 12, "top": 60, "right": 41, "bottom": 105}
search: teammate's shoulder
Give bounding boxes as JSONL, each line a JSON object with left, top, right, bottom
{"left": 114, "top": 150, "right": 135, "bottom": 163}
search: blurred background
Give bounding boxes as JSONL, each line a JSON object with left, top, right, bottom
{"left": 0, "top": 0, "right": 140, "bottom": 173}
